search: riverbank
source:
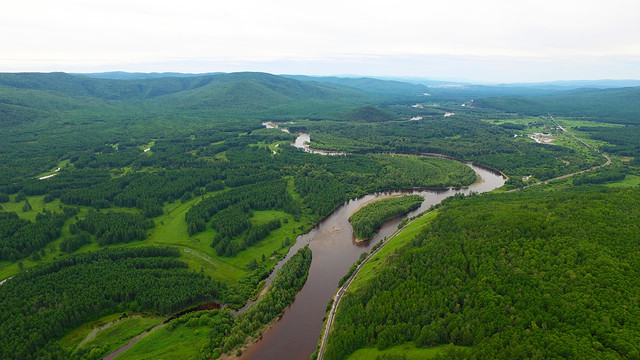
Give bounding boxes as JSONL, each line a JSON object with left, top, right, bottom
{"left": 241, "top": 161, "right": 505, "bottom": 360}
{"left": 317, "top": 211, "right": 438, "bottom": 359}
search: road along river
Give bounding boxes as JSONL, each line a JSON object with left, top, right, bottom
{"left": 240, "top": 130, "right": 505, "bottom": 360}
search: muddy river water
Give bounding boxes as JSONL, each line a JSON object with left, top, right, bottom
{"left": 240, "top": 130, "right": 505, "bottom": 359}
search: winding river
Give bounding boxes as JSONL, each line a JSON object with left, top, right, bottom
{"left": 239, "top": 129, "right": 505, "bottom": 360}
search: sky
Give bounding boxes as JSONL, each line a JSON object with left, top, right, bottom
{"left": 1, "top": 0, "right": 639, "bottom": 83}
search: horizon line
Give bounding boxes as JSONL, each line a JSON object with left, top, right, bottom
{"left": 1, "top": 70, "right": 639, "bottom": 86}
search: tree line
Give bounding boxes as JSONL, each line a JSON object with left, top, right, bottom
{"left": 0, "top": 246, "right": 224, "bottom": 359}
{"left": 212, "top": 218, "right": 282, "bottom": 257}
{"left": 76, "top": 210, "right": 155, "bottom": 246}
{"left": 205, "top": 246, "right": 312, "bottom": 358}
{"left": 185, "top": 179, "right": 298, "bottom": 236}
{"left": 0, "top": 207, "right": 78, "bottom": 261}
{"left": 289, "top": 116, "right": 603, "bottom": 183}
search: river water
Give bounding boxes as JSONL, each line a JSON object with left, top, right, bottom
{"left": 240, "top": 131, "right": 505, "bottom": 360}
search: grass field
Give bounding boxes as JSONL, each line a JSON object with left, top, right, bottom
{"left": 139, "top": 140, "right": 155, "bottom": 154}
{"left": 3, "top": 195, "right": 65, "bottom": 222}
{"left": 347, "top": 342, "right": 467, "bottom": 360}
{"left": 0, "top": 195, "right": 92, "bottom": 280}
{"left": 60, "top": 313, "right": 164, "bottom": 358}
{"left": 485, "top": 116, "right": 542, "bottom": 124}
{"left": 60, "top": 313, "right": 124, "bottom": 349}
{"left": 606, "top": 174, "right": 640, "bottom": 188}
{"left": 0, "top": 194, "right": 150, "bottom": 280}
{"left": 145, "top": 191, "right": 308, "bottom": 282}
{"left": 555, "top": 118, "right": 624, "bottom": 148}
{"left": 34, "top": 159, "right": 70, "bottom": 179}
{"left": 116, "top": 320, "right": 208, "bottom": 360}
{"left": 0, "top": 186, "right": 312, "bottom": 283}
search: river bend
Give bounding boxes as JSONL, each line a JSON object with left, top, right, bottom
{"left": 241, "top": 129, "right": 505, "bottom": 359}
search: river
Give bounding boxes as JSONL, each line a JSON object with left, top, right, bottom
{"left": 240, "top": 130, "right": 505, "bottom": 359}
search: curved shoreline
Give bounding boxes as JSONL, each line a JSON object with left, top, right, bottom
{"left": 349, "top": 195, "right": 424, "bottom": 241}
{"left": 317, "top": 210, "right": 426, "bottom": 360}
{"left": 288, "top": 128, "right": 508, "bottom": 180}
{"left": 240, "top": 161, "right": 505, "bottom": 360}
{"left": 93, "top": 118, "right": 606, "bottom": 359}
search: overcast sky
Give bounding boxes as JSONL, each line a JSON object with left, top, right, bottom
{"left": 1, "top": 0, "right": 639, "bottom": 82}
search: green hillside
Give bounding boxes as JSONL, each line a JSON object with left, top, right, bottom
{"left": 286, "top": 75, "right": 429, "bottom": 95}
{"left": 0, "top": 72, "right": 216, "bottom": 100}
{"left": 475, "top": 86, "right": 640, "bottom": 125}
{"left": 151, "top": 72, "right": 370, "bottom": 120}
{"left": 0, "top": 72, "right": 372, "bottom": 188}
{"left": 326, "top": 186, "right": 640, "bottom": 359}
{"left": 343, "top": 105, "right": 395, "bottom": 122}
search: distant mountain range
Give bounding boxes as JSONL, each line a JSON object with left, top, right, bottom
{"left": 1, "top": 71, "right": 638, "bottom": 125}
{"left": 2, "top": 71, "right": 637, "bottom": 99}
{"left": 77, "top": 71, "right": 223, "bottom": 80}
{"left": 497, "top": 79, "right": 640, "bottom": 90}
{"left": 0, "top": 72, "right": 374, "bottom": 124}
{"left": 0, "top": 72, "right": 368, "bottom": 102}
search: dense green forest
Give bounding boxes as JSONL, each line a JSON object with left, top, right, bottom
{"left": 1, "top": 72, "right": 639, "bottom": 359}
{"left": 325, "top": 186, "right": 640, "bottom": 359}
{"left": 349, "top": 195, "right": 424, "bottom": 239}
{"left": 0, "top": 246, "right": 223, "bottom": 359}
{"left": 287, "top": 114, "right": 605, "bottom": 183}
{"left": 0, "top": 207, "right": 77, "bottom": 261}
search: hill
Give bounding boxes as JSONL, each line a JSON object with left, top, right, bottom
{"left": 499, "top": 79, "right": 640, "bottom": 90}
{"left": 79, "top": 71, "right": 222, "bottom": 80}
{"left": 475, "top": 86, "right": 640, "bottom": 125}
{"left": 153, "top": 72, "right": 369, "bottom": 115}
{"left": 342, "top": 105, "right": 395, "bottom": 122}
{"left": 0, "top": 72, "right": 216, "bottom": 100}
{"left": 0, "top": 72, "right": 372, "bottom": 123}
{"left": 325, "top": 186, "right": 640, "bottom": 359}
{"left": 0, "top": 72, "right": 377, "bottom": 189}
{"left": 286, "top": 75, "right": 429, "bottom": 96}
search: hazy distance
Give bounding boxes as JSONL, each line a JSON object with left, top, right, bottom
{"left": 1, "top": 0, "right": 639, "bottom": 83}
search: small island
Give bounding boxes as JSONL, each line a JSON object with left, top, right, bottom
{"left": 349, "top": 195, "right": 425, "bottom": 240}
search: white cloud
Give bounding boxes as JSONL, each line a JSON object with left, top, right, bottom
{"left": 1, "top": 0, "right": 639, "bottom": 81}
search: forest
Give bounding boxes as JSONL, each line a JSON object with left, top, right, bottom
{"left": 324, "top": 186, "right": 640, "bottom": 359}
{"left": 0, "top": 246, "right": 224, "bottom": 359}
{"left": 1, "top": 71, "right": 639, "bottom": 359}
{"left": 287, "top": 114, "right": 605, "bottom": 184}
{"left": 118, "top": 246, "right": 313, "bottom": 359}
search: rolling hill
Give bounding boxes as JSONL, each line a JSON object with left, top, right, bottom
{"left": 475, "top": 86, "right": 640, "bottom": 124}
{"left": 152, "top": 72, "right": 370, "bottom": 113}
